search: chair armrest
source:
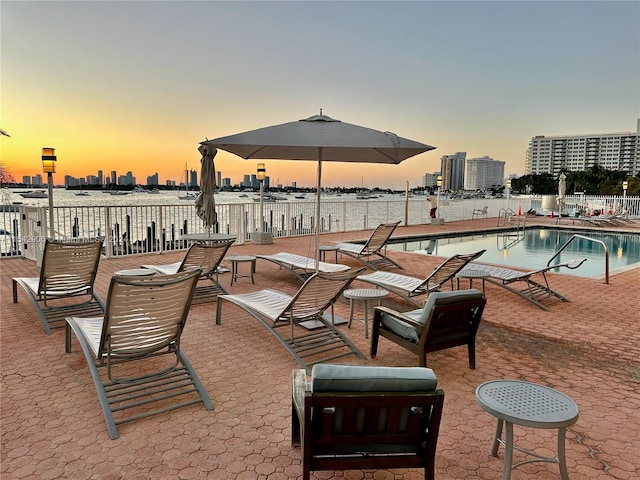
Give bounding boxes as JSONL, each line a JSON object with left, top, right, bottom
{"left": 373, "top": 306, "right": 425, "bottom": 331}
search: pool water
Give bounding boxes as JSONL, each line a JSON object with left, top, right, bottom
{"left": 387, "top": 228, "right": 640, "bottom": 278}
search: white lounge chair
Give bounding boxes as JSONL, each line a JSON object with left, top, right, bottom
{"left": 356, "top": 250, "right": 486, "bottom": 307}
{"left": 216, "top": 268, "right": 367, "bottom": 372}
{"left": 257, "top": 252, "right": 351, "bottom": 282}
{"left": 467, "top": 258, "right": 587, "bottom": 310}
{"left": 335, "top": 221, "right": 402, "bottom": 270}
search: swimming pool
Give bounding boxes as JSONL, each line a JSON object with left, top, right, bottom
{"left": 386, "top": 228, "right": 640, "bottom": 278}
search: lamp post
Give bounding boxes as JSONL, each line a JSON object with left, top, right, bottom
{"left": 623, "top": 180, "right": 628, "bottom": 214}
{"left": 42, "top": 147, "right": 56, "bottom": 239}
{"left": 253, "top": 163, "right": 272, "bottom": 244}
{"left": 436, "top": 175, "right": 442, "bottom": 218}
{"left": 506, "top": 179, "right": 511, "bottom": 212}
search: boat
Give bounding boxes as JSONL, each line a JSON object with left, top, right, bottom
{"left": 110, "top": 190, "right": 130, "bottom": 196}
{"left": 178, "top": 164, "right": 197, "bottom": 200}
{"left": 356, "top": 192, "right": 378, "bottom": 200}
{"left": 19, "top": 190, "right": 48, "bottom": 199}
{"left": 294, "top": 194, "right": 306, "bottom": 199}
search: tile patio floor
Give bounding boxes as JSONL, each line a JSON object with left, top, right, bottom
{"left": 1, "top": 217, "right": 639, "bottom": 479}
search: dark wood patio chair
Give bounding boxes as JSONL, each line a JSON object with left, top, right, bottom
{"left": 292, "top": 364, "right": 445, "bottom": 480}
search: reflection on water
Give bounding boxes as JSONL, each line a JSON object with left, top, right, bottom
{"left": 387, "top": 228, "right": 640, "bottom": 278}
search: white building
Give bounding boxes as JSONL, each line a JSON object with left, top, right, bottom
{"left": 465, "top": 156, "right": 505, "bottom": 190}
{"left": 440, "top": 152, "right": 466, "bottom": 191}
{"left": 526, "top": 120, "right": 639, "bottom": 175}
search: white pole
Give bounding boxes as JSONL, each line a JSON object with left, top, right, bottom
{"left": 259, "top": 180, "right": 264, "bottom": 233}
{"left": 47, "top": 173, "right": 54, "bottom": 238}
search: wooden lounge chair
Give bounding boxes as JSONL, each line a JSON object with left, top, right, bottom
{"left": 216, "top": 268, "right": 367, "bottom": 372}
{"left": 371, "top": 289, "right": 487, "bottom": 368}
{"left": 292, "top": 364, "right": 445, "bottom": 480}
{"left": 65, "top": 269, "right": 213, "bottom": 439}
{"left": 335, "top": 221, "right": 403, "bottom": 270}
{"left": 467, "top": 258, "right": 587, "bottom": 310}
{"left": 141, "top": 241, "right": 233, "bottom": 303}
{"left": 256, "top": 252, "right": 351, "bottom": 282}
{"left": 12, "top": 239, "right": 105, "bottom": 334}
{"left": 356, "top": 250, "right": 486, "bottom": 307}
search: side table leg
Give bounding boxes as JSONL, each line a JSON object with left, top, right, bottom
{"left": 491, "top": 418, "right": 503, "bottom": 456}
{"left": 230, "top": 262, "right": 236, "bottom": 286}
{"left": 363, "top": 300, "right": 369, "bottom": 339}
{"left": 347, "top": 299, "right": 354, "bottom": 328}
{"left": 250, "top": 260, "right": 255, "bottom": 284}
{"left": 557, "top": 427, "right": 569, "bottom": 480}
{"left": 503, "top": 422, "right": 514, "bottom": 480}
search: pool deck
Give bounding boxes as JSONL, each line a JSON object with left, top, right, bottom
{"left": 2, "top": 216, "right": 639, "bottom": 479}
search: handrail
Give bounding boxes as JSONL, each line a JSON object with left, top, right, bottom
{"left": 547, "top": 234, "right": 609, "bottom": 284}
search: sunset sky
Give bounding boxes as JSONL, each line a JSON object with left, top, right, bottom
{"left": 1, "top": 1, "right": 638, "bottom": 190}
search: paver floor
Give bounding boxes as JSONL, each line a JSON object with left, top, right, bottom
{"left": 2, "top": 217, "right": 639, "bottom": 479}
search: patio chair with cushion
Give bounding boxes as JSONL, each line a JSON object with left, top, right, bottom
{"left": 292, "top": 364, "right": 445, "bottom": 480}
{"left": 357, "top": 250, "right": 486, "bottom": 307}
{"left": 216, "top": 268, "right": 367, "bottom": 372}
{"left": 335, "top": 221, "right": 403, "bottom": 270}
{"left": 141, "top": 241, "right": 233, "bottom": 303}
{"left": 12, "top": 239, "right": 105, "bottom": 335}
{"left": 466, "top": 258, "right": 586, "bottom": 310}
{"left": 256, "top": 252, "right": 351, "bottom": 282}
{"left": 371, "top": 289, "right": 486, "bottom": 368}
{"left": 65, "top": 269, "right": 212, "bottom": 439}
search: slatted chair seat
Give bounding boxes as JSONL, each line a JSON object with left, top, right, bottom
{"left": 256, "top": 252, "right": 351, "bottom": 282}
{"left": 357, "top": 250, "right": 485, "bottom": 307}
{"left": 336, "top": 221, "right": 402, "bottom": 270}
{"left": 12, "top": 239, "right": 105, "bottom": 334}
{"left": 141, "top": 241, "right": 233, "bottom": 303}
{"left": 216, "top": 268, "right": 367, "bottom": 372}
{"left": 65, "top": 269, "right": 212, "bottom": 439}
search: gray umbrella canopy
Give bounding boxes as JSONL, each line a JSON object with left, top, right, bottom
{"left": 202, "top": 112, "right": 436, "bottom": 270}
{"left": 195, "top": 144, "right": 218, "bottom": 231}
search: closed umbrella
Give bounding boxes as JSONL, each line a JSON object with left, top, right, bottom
{"left": 202, "top": 111, "right": 435, "bottom": 270}
{"left": 195, "top": 144, "right": 218, "bottom": 232}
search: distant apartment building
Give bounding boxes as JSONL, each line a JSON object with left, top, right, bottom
{"left": 32, "top": 174, "right": 43, "bottom": 187}
{"left": 147, "top": 173, "right": 159, "bottom": 185}
{"left": 465, "top": 156, "right": 505, "bottom": 190}
{"left": 97, "top": 170, "right": 103, "bottom": 185}
{"left": 110, "top": 171, "right": 117, "bottom": 185}
{"left": 422, "top": 172, "right": 440, "bottom": 189}
{"left": 118, "top": 171, "right": 136, "bottom": 186}
{"left": 243, "top": 175, "right": 251, "bottom": 188}
{"left": 217, "top": 171, "right": 222, "bottom": 188}
{"left": 22, "top": 175, "right": 31, "bottom": 186}
{"left": 440, "top": 152, "right": 466, "bottom": 191}
{"left": 189, "top": 169, "right": 198, "bottom": 188}
{"left": 525, "top": 120, "right": 639, "bottom": 175}
{"left": 86, "top": 175, "right": 98, "bottom": 185}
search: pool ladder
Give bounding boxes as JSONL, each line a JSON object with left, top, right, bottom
{"left": 497, "top": 208, "right": 525, "bottom": 230}
{"left": 548, "top": 234, "right": 609, "bottom": 284}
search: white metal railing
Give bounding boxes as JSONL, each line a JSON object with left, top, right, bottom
{"left": 1, "top": 195, "right": 637, "bottom": 260}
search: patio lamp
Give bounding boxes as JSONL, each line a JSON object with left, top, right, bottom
{"left": 623, "top": 181, "right": 628, "bottom": 211}
{"left": 42, "top": 147, "right": 56, "bottom": 238}
{"left": 436, "top": 175, "right": 442, "bottom": 218}
{"left": 506, "top": 179, "right": 511, "bottom": 211}
{"left": 254, "top": 163, "right": 272, "bottom": 244}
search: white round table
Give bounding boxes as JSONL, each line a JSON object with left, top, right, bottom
{"left": 227, "top": 255, "right": 256, "bottom": 285}
{"left": 114, "top": 268, "right": 156, "bottom": 277}
{"left": 343, "top": 288, "right": 389, "bottom": 338}
{"left": 476, "top": 380, "right": 579, "bottom": 480}
{"left": 456, "top": 268, "right": 490, "bottom": 293}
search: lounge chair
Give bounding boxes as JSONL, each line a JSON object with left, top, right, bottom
{"left": 256, "top": 252, "right": 351, "bottom": 282}
{"left": 141, "top": 241, "right": 232, "bottom": 303}
{"left": 356, "top": 250, "right": 486, "bottom": 307}
{"left": 472, "top": 205, "right": 489, "bottom": 219}
{"left": 12, "top": 239, "right": 105, "bottom": 335}
{"left": 216, "top": 268, "right": 367, "bottom": 372}
{"left": 335, "top": 221, "right": 403, "bottom": 270}
{"left": 467, "top": 258, "right": 587, "bottom": 310}
{"left": 292, "top": 364, "right": 445, "bottom": 480}
{"left": 371, "top": 289, "right": 487, "bottom": 368}
{"left": 65, "top": 269, "right": 213, "bottom": 439}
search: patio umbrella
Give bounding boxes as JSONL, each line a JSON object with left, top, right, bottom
{"left": 202, "top": 111, "right": 435, "bottom": 271}
{"left": 557, "top": 173, "right": 567, "bottom": 214}
{"left": 195, "top": 144, "right": 218, "bottom": 232}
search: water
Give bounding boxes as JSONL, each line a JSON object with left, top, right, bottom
{"left": 386, "top": 228, "right": 640, "bottom": 278}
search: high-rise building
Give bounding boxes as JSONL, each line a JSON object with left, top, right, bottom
{"left": 32, "top": 174, "right": 43, "bottom": 186}
{"left": 110, "top": 170, "right": 117, "bottom": 185}
{"left": 465, "top": 156, "right": 505, "bottom": 190}
{"left": 243, "top": 175, "right": 251, "bottom": 188}
{"left": 97, "top": 170, "right": 103, "bottom": 185}
{"left": 22, "top": 176, "right": 31, "bottom": 186}
{"left": 422, "top": 172, "right": 440, "bottom": 189}
{"left": 526, "top": 121, "right": 639, "bottom": 175}
{"left": 189, "top": 169, "right": 198, "bottom": 187}
{"left": 440, "top": 152, "right": 466, "bottom": 191}
{"left": 147, "top": 173, "right": 159, "bottom": 185}
{"left": 217, "top": 171, "right": 222, "bottom": 188}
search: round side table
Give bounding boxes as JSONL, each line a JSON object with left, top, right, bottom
{"left": 343, "top": 288, "right": 389, "bottom": 338}
{"left": 319, "top": 245, "right": 339, "bottom": 263}
{"left": 476, "top": 380, "right": 579, "bottom": 480}
{"left": 227, "top": 255, "right": 256, "bottom": 285}
{"left": 456, "top": 268, "right": 490, "bottom": 293}
{"left": 114, "top": 268, "right": 156, "bottom": 277}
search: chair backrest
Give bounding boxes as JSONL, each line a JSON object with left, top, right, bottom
{"left": 39, "top": 239, "right": 103, "bottom": 295}
{"left": 306, "top": 364, "right": 444, "bottom": 464}
{"left": 284, "top": 268, "right": 366, "bottom": 321}
{"left": 362, "top": 221, "right": 400, "bottom": 254}
{"left": 179, "top": 241, "right": 232, "bottom": 277}
{"left": 417, "top": 289, "right": 486, "bottom": 342}
{"left": 98, "top": 269, "right": 201, "bottom": 359}
{"left": 423, "top": 250, "right": 485, "bottom": 290}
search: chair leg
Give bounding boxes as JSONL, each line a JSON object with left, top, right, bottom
{"left": 469, "top": 342, "right": 476, "bottom": 369}
{"left": 370, "top": 318, "right": 380, "bottom": 358}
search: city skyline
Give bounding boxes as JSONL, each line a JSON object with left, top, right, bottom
{"left": 1, "top": 2, "right": 638, "bottom": 190}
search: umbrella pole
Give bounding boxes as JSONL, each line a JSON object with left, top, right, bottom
{"left": 315, "top": 149, "right": 322, "bottom": 274}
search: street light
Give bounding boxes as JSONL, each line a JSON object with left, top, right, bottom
{"left": 42, "top": 147, "right": 56, "bottom": 238}
{"left": 506, "top": 179, "right": 511, "bottom": 211}
{"left": 254, "top": 163, "right": 272, "bottom": 244}
{"left": 436, "top": 175, "right": 442, "bottom": 218}
{"left": 623, "top": 180, "right": 628, "bottom": 214}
